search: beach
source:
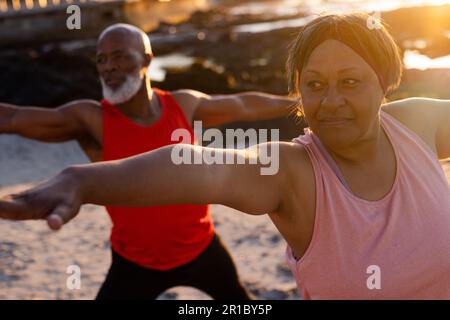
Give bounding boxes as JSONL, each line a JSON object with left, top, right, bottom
{"left": 0, "top": 135, "right": 449, "bottom": 299}
{"left": 0, "top": 135, "right": 300, "bottom": 300}
{"left": 1, "top": 0, "right": 450, "bottom": 300}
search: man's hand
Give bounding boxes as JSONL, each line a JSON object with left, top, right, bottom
{"left": 0, "top": 169, "right": 84, "bottom": 230}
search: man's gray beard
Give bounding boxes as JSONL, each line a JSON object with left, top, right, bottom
{"left": 101, "top": 71, "right": 143, "bottom": 105}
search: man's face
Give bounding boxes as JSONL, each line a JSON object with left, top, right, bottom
{"left": 96, "top": 33, "right": 145, "bottom": 89}
{"left": 96, "top": 33, "right": 146, "bottom": 104}
{"left": 299, "top": 39, "right": 385, "bottom": 150}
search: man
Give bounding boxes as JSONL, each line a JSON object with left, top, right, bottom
{"left": 0, "top": 24, "right": 294, "bottom": 300}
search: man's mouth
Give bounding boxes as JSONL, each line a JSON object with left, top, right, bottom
{"left": 104, "top": 77, "right": 123, "bottom": 87}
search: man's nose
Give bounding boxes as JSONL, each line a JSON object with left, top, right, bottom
{"left": 102, "top": 58, "right": 117, "bottom": 73}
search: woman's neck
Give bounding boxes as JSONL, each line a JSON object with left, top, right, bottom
{"left": 327, "top": 119, "right": 385, "bottom": 167}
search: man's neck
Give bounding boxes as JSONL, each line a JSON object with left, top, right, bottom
{"left": 116, "top": 78, "right": 158, "bottom": 120}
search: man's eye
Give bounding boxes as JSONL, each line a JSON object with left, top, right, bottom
{"left": 114, "top": 54, "right": 127, "bottom": 60}
{"left": 97, "top": 57, "right": 105, "bottom": 64}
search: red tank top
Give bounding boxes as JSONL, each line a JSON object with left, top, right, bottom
{"left": 101, "top": 88, "right": 214, "bottom": 270}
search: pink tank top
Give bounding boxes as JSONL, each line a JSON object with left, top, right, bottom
{"left": 286, "top": 110, "right": 450, "bottom": 299}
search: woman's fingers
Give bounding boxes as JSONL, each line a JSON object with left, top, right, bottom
{"left": 0, "top": 176, "right": 82, "bottom": 229}
{"left": 0, "top": 195, "right": 33, "bottom": 220}
{"left": 46, "top": 203, "right": 79, "bottom": 231}
{"left": 46, "top": 214, "right": 64, "bottom": 230}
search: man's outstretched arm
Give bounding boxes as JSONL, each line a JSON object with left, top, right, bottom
{"left": 173, "top": 89, "right": 296, "bottom": 127}
{"left": 0, "top": 100, "right": 99, "bottom": 142}
{"left": 0, "top": 142, "right": 288, "bottom": 230}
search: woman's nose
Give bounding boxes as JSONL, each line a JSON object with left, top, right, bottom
{"left": 320, "top": 86, "right": 345, "bottom": 110}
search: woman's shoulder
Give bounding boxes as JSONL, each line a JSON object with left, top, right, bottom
{"left": 381, "top": 97, "right": 446, "bottom": 125}
{"left": 278, "top": 140, "right": 314, "bottom": 170}
{"left": 382, "top": 97, "right": 439, "bottom": 155}
{"left": 270, "top": 141, "right": 316, "bottom": 238}
{"left": 277, "top": 140, "right": 316, "bottom": 196}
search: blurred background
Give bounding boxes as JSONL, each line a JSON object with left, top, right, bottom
{"left": 0, "top": 0, "right": 449, "bottom": 300}
{"left": 1, "top": 0, "right": 450, "bottom": 139}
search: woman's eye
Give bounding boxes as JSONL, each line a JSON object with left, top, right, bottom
{"left": 343, "top": 78, "right": 359, "bottom": 85}
{"left": 307, "top": 81, "right": 323, "bottom": 89}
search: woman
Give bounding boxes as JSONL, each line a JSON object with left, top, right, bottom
{"left": 1, "top": 13, "right": 450, "bottom": 299}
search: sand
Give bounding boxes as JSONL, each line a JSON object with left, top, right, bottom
{"left": 0, "top": 135, "right": 299, "bottom": 300}
{"left": 0, "top": 135, "right": 449, "bottom": 300}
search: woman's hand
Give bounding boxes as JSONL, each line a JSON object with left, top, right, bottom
{"left": 0, "top": 142, "right": 289, "bottom": 230}
{"left": 0, "top": 167, "right": 84, "bottom": 230}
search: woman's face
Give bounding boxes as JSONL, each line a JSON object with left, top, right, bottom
{"left": 299, "top": 39, "right": 385, "bottom": 150}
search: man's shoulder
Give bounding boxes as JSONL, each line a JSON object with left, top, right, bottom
{"left": 166, "top": 89, "right": 204, "bottom": 123}
{"left": 61, "top": 99, "right": 101, "bottom": 111}
{"left": 61, "top": 99, "right": 102, "bottom": 116}
{"left": 58, "top": 99, "right": 103, "bottom": 132}
{"left": 169, "top": 89, "right": 210, "bottom": 101}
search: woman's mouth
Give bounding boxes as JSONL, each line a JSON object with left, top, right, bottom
{"left": 319, "top": 118, "right": 352, "bottom": 126}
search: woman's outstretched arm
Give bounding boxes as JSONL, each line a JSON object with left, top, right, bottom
{"left": 0, "top": 143, "right": 288, "bottom": 230}
{"left": 383, "top": 97, "right": 450, "bottom": 160}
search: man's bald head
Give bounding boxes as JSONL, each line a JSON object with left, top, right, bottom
{"left": 96, "top": 24, "right": 153, "bottom": 104}
{"left": 98, "top": 23, "right": 152, "bottom": 60}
